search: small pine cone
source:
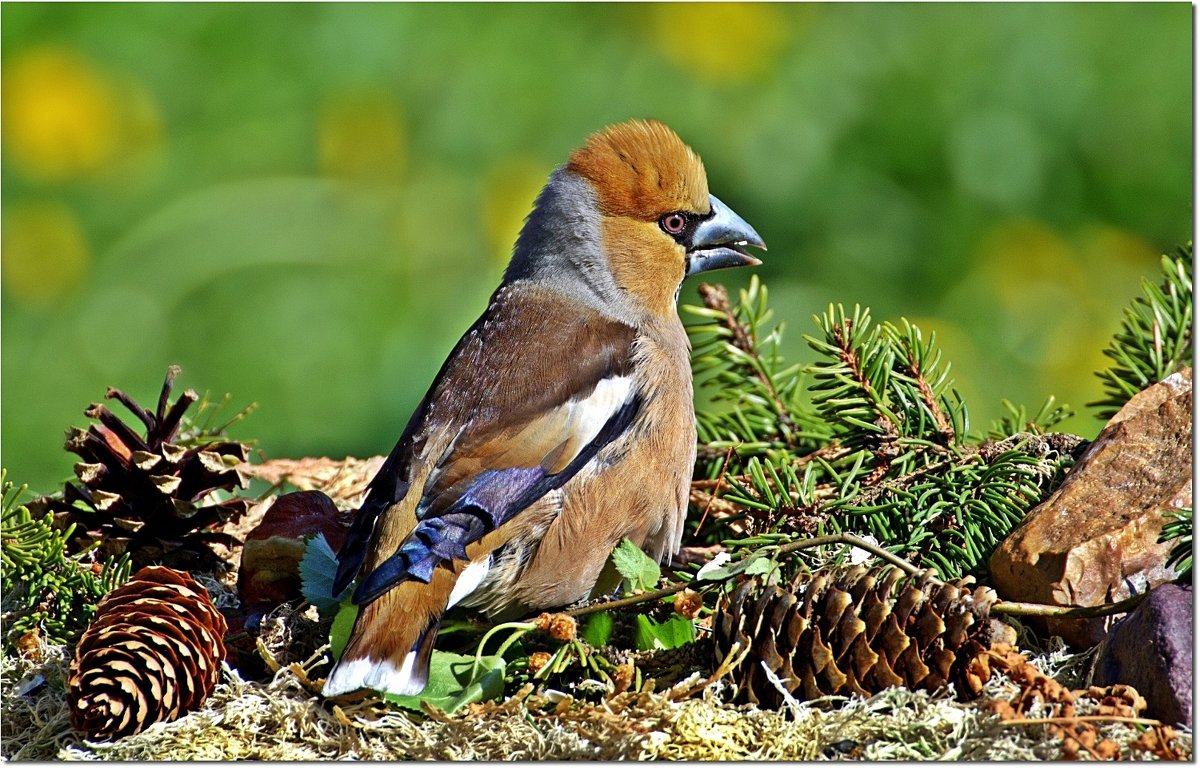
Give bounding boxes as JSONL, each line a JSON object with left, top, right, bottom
{"left": 713, "top": 564, "right": 1003, "bottom": 708}
{"left": 68, "top": 566, "right": 227, "bottom": 741}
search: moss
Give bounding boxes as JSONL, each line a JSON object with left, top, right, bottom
{"left": 5, "top": 638, "right": 1190, "bottom": 761}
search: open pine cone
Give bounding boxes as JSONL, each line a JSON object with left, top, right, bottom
{"left": 713, "top": 564, "right": 1007, "bottom": 708}
{"left": 67, "top": 566, "right": 227, "bottom": 741}
{"left": 34, "top": 366, "right": 252, "bottom": 571}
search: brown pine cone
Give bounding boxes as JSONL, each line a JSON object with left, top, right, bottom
{"left": 714, "top": 564, "right": 1006, "bottom": 708}
{"left": 33, "top": 366, "right": 252, "bottom": 572}
{"left": 67, "top": 566, "right": 227, "bottom": 741}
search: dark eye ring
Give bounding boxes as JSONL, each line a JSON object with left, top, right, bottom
{"left": 660, "top": 213, "right": 687, "bottom": 236}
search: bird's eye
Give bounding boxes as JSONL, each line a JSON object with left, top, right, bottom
{"left": 660, "top": 213, "right": 687, "bottom": 236}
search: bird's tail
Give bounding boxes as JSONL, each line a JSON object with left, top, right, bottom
{"left": 321, "top": 581, "right": 444, "bottom": 697}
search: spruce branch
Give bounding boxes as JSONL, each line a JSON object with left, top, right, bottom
{"left": 1091, "top": 246, "right": 1192, "bottom": 419}
{"left": 685, "top": 276, "right": 828, "bottom": 473}
{"left": 688, "top": 281, "right": 1087, "bottom": 581}
{"left": 1, "top": 469, "right": 132, "bottom": 649}
{"left": 695, "top": 282, "right": 798, "bottom": 442}
{"left": 820, "top": 444, "right": 1061, "bottom": 579}
{"left": 988, "top": 396, "right": 1073, "bottom": 440}
{"left": 804, "top": 305, "right": 968, "bottom": 483}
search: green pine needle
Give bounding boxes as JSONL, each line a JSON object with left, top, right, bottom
{"left": 1161, "top": 507, "right": 1193, "bottom": 583}
{"left": 988, "top": 396, "right": 1074, "bottom": 440}
{"left": 1, "top": 469, "right": 132, "bottom": 649}
{"left": 1091, "top": 246, "right": 1193, "bottom": 420}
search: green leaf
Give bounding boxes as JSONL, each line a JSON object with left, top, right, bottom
{"left": 634, "top": 614, "right": 696, "bottom": 651}
{"left": 741, "top": 555, "right": 778, "bottom": 577}
{"left": 300, "top": 532, "right": 351, "bottom": 616}
{"left": 582, "top": 611, "right": 614, "bottom": 647}
{"left": 611, "top": 538, "right": 660, "bottom": 592}
{"left": 329, "top": 599, "right": 358, "bottom": 660}
{"left": 695, "top": 552, "right": 774, "bottom": 582}
{"left": 383, "top": 650, "right": 506, "bottom": 714}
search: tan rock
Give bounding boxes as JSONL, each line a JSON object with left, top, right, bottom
{"left": 988, "top": 368, "right": 1192, "bottom": 648}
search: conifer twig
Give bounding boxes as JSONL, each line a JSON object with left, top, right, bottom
{"left": 697, "top": 282, "right": 798, "bottom": 445}
{"left": 903, "top": 346, "right": 954, "bottom": 445}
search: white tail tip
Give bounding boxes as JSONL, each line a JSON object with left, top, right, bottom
{"left": 322, "top": 651, "right": 424, "bottom": 697}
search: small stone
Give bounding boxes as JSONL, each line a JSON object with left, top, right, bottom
{"left": 989, "top": 369, "right": 1191, "bottom": 647}
{"left": 1095, "top": 583, "right": 1192, "bottom": 727}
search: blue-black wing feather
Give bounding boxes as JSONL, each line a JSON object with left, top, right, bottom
{"left": 353, "top": 395, "right": 640, "bottom": 606}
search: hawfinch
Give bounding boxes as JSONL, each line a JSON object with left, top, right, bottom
{"left": 323, "top": 119, "right": 764, "bottom": 697}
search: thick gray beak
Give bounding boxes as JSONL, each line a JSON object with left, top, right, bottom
{"left": 685, "top": 194, "right": 766, "bottom": 276}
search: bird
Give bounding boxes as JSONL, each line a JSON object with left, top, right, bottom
{"left": 322, "top": 119, "right": 764, "bottom": 697}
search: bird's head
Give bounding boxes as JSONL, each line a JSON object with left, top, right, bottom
{"left": 507, "top": 119, "right": 765, "bottom": 322}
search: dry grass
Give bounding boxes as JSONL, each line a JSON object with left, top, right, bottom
{"left": 4, "top": 631, "right": 1191, "bottom": 761}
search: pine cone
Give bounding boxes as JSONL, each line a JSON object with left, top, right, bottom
{"left": 713, "top": 564, "right": 1004, "bottom": 708}
{"left": 67, "top": 566, "right": 227, "bottom": 741}
{"left": 35, "top": 366, "right": 252, "bottom": 571}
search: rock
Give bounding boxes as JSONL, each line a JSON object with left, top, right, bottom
{"left": 989, "top": 369, "right": 1192, "bottom": 648}
{"left": 1095, "top": 583, "right": 1192, "bottom": 727}
{"left": 237, "top": 490, "right": 349, "bottom": 612}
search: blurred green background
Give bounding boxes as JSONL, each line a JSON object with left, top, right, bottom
{"left": 2, "top": 3, "right": 1192, "bottom": 493}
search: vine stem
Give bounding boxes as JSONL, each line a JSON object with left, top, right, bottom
{"left": 472, "top": 620, "right": 535, "bottom": 675}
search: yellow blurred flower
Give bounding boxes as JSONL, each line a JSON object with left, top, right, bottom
{"left": 317, "top": 90, "right": 407, "bottom": 182}
{"left": 1075, "top": 224, "right": 1157, "bottom": 276}
{"left": 2, "top": 47, "right": 121, "bottom": 182}
{"left": 969, "top": 218, "right": 1154, "bottom": 399}
{"left": 648, "top": 3, "right": 794, "bottom": 82}
{"left": 483, "top": 156, "right": 549, "bottom": 267}
{"left": 2, "top": 201, "right": 90, "bottom": 303}
{"left": 975, "top": 219, "right": 1086, "bottom": 308}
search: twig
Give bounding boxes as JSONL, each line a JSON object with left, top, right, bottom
{"left": 990, "top": 592, "right": 1148, "bottom": 619}
{"left": 563, "top": 531, "right": 1143, "bottom": 624}
{"left": 566, "top": 582, "right": 692, "bottom": 619}
{"left": 695, "top": 445, "right": 736, "bottom": 532}
{"left": 829, "top": 316, "right": 900, "bottom": 482}
{"left": 903, "top": 346, "right": 955, "bottom": 445}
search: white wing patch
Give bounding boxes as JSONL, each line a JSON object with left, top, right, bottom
{"left": 567, "top": 375, "right": 634, "bottom": 443}
{"left": 446, "top": 558, "right": 490, "bottom": 609}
